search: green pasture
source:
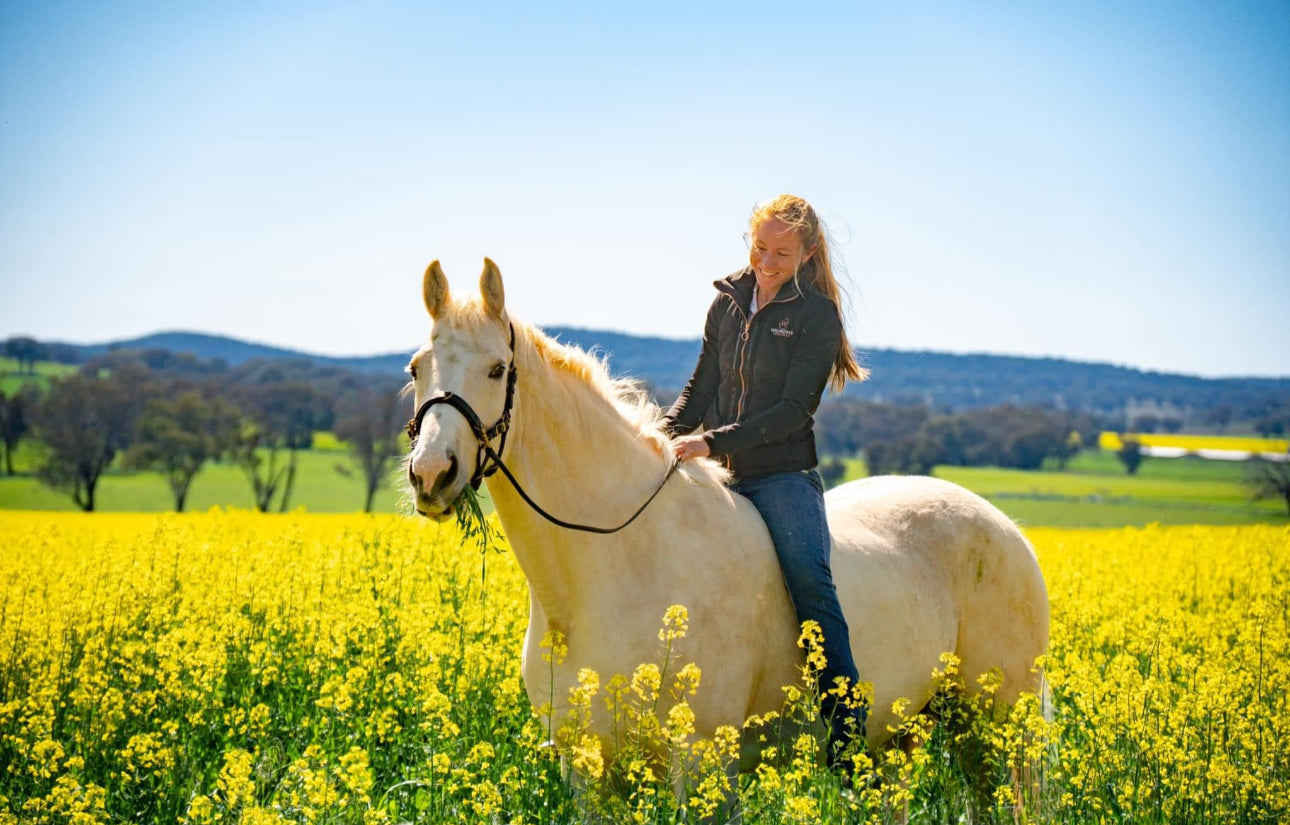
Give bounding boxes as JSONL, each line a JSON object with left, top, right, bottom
{"left": 0, "top": 447, "right": 412, "bottom": 514}
{"left": 838, "top": 451, "right": 1286, "bottom": 527}
{"left": 0, "top": 356, "right": 76, "bottom": 396}
{"left": 1, "top": 429, "right": 1284, "bottom": 525}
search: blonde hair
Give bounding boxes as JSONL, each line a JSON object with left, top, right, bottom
{"left": 749, "top": 194, "right": 869, "bottom": 390}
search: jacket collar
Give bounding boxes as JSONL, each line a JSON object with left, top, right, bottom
{"left": 715, "top": 266, "right": 806, "bottom": 311}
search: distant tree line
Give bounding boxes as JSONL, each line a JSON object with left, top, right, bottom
{"left": 3, "top": 336, "right": 83, "bottom": 372}
{"left": 11, "top": 332, "right": 1290, "bottom": 433}
{"left": 815, "top": 398, "right": 1104, "bottom": 476}
{"left": 1, "top": 347, "right": 407, "bottom": 513}
{"left": 5, "top": 336, "right": 1289, "bottom": 513}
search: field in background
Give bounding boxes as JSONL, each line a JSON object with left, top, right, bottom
{"left": 5, "top": 355, "right": 1287, "bottom": 525}
{"left": 0, "top": 357, "right": 76, "bottom": 395}
{"left": 1, "top": 513, "right": 1284, "bottom": 823}
{"left": 1098, "top": 432, "right": 1288, "bottom": 457}
{"left": 0, "top": 448, "right": 409, "bottom": 513}
{"left": 838, "top": 451, "right": 1285, "bottom": 527}
{"left": 1, "top": 444, "right": 1285, "bottom": 526}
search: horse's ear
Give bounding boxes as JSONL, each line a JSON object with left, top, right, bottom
{"left": 423, "top": 260, "right": 449, "bottom": 319}
{"left": 480, "top": 258, "right": 506, "bottom": 318}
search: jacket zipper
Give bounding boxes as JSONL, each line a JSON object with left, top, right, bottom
{"left": 732, "top": 290, "right": 795, "bottom": 422}
{"left": 734, "top": 314, "right": 753, "bottom": 421}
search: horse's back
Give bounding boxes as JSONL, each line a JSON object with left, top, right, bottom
{"left": 824, "top": 475, "right": 1049, "bottom": 733}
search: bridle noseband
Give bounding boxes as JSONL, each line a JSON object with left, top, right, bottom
{"left": 406, "top": 323, "right": 677, "bottom": 535}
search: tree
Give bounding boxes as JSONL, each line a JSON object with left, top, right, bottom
{"left": 34, "top": 369, "right": 145, "bottom": 511}
{"left": 1053, "top": 430, "right": 1083, "bottom": 470}
{"left": 817, "top": 456, "right": 847, "bottom": 489}
{"left": 0, "top": 385, "right": 39, "bottom": 475}
{"left": 3, "top": 337, "right": 48, "bottom": 374}
{"left": 815, "top": 399, "right": 929, "bottom": 458}
{"left": 1002, "top": 424, "right": 1059, "bottom": 471}
{"left": 1248, "top": 455, "right": 1290, "bottom": 517}
{"left": 232, "top": 382, "right": 332, "bottom": 512}
{"left": 1204, "top": 404, "right": 1233, "bottom": 433}
{"left": 123, "top": 391, "right": 240, "bottom": 511}
{"left": 1130, "top": 414, "right": 1160, "bottom": 434}
{"left": 334, "top": 380, "right": 408, "bottom": 513}
{"left": 865, "top": 433, "right": 941, "bottom": 476}
{"left": 1255, "top": 406, "right": 1290, "bottom": 438}
{"left": 1116, "top": 434, "right": 1146, "bottom": 476}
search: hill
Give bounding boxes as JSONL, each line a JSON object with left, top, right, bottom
{"left": 26, "top": 328, "right": 1290, "bottom": 422}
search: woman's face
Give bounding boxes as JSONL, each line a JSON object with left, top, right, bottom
{"left": 748, "top": 218, "right": 813, "bottom": 297}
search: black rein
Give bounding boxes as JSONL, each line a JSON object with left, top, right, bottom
{"left": 406, "top": 323, "right": 677, "bottom": 535}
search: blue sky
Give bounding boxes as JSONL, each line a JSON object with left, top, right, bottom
{"left": 2, "top": 1, "right": 1287, "bottom": 378}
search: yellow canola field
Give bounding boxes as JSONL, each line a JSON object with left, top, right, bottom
{"left": 1098, "top": 432, "right": 1289, "bottom": 454}
{"left": 0, "top": 512, "right": 1286, "bottom": 824}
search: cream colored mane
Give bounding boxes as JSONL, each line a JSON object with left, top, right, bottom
{"left": 505, "top": 312, "right": 730, "bottom": 491}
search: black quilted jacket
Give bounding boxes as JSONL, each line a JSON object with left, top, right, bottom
{"left": 662, "top": 266, "right": 843, "bottom": 480}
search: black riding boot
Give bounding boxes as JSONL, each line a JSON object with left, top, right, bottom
{"left": 823, "top": 697, "right": 868, "bottom": 770}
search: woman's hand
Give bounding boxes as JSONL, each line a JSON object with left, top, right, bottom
{"left": 673, "top": 435, "right": 711, "bottom": 462}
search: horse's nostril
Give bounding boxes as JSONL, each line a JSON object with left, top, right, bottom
{"left": 429, "top": 454, "right": 460, "bottom": 500}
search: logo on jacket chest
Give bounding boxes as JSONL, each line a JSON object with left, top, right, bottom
{"left": 769, "top": 317, "right": 794, "bottom": 338}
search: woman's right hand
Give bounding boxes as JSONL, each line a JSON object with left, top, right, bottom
{"left": 673, "top": 435, "right": 711, "bottom": 462}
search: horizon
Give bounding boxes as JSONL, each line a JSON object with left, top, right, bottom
{"left": 2, "top": 2, "right": 1287, "bottom": 379}
{"left": 24, "top": 325, "right": 1290, "bottom": 383}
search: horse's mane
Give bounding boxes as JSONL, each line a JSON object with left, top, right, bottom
{"left": 442, "top": 301, "right": 729, "bottom": 489}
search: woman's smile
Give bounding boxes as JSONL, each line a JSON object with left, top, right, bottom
{"left": 748, "top": 217, "right": 813, "bottom": 302}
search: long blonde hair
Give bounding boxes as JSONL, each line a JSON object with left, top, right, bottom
{"left": 750, "top": 194, "right": 869, "bottom": 390}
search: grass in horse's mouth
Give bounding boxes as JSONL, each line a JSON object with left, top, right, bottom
{"left": 454, "top": 485, "right": 502, "bottom": 554}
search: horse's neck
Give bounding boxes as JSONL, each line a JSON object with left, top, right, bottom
{"left": 483, "top": 341, "right": 675, "bottom": 623}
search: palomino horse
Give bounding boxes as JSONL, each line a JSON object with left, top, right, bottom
{"left": 405, "top": 260, "right": 1049, "bottom": 780}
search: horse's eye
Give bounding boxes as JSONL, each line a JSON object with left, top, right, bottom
{"left": 489, "top": 364, "right": 506, "bottom": 380}
{"left": 409, "top": 365, "right": 418, "bottom": 380}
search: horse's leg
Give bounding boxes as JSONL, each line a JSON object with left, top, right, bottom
{"left": 1010, "top": 676, "right": 1053, "bottom": 822}
{"left": 561, "top": 756, "right": 617, "bottom": 825}
{"left": 671, "top": 744, "right": 743, "bottom": 825}
{"left": 672, "top": 773, "right": 741, "bottom": 824}
{"left": 879, "top": 719, "right": 931, "bottom": 825}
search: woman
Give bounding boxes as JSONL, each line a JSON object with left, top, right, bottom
{"left": 663, "top": 193, "right": 868, "bottom": 765}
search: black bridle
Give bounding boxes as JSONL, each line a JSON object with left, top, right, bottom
{"left": 406, "top": 323, "right": 678, "bottom": 535}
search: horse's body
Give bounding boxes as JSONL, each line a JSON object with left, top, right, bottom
{"left": 406, "top": 261, "right": 1049, "bottom": 768}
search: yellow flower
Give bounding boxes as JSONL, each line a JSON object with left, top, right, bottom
{"left": 339, "top": 746, "right": 373, "bottom": 801}
{"left": 659, "top": 604, "right": 689, "bottom": 644}
{"left": 216, "top": 748, "right": 256, "bottom": 809}
{"left": 242, "top": 807, "right": 287, "bottom": 824}
{"left": 569, "top": 668, "right": 600, "bottom": 709}
{"left": 570, "top": 734, "right": 604, "bottom": 780}
{"left": 665, "top": 702, "right": 696, "bottom": 745}
{"left": 672, "top": 662, "right": 702, "bottom": 697}
{"left": 785, "top": 793, "right": 818, "bottom": 821}
{"left": 468, "top": 779, "right": 503, "bottom": 816}
{"left": 28, "top": 740, "right": 64, "bottom": 779}
{"left": 540, "top": 629, "right": 568, "bottom": 665}
{"left": 631, "top": 663, "right": 661, "bottom": 705}
{"left": 183, "top": 794, "right": 215, "bottom": 825}
{"left": 796, "top": 620, "right": 827, "bottom": 677}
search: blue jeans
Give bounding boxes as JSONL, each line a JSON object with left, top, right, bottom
{"left": 730, "top": 469, "right": 865, "bottom": 757}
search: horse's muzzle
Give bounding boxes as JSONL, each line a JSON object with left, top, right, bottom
{"left": 409, "top": 452, "right": 462, "bottom": 520}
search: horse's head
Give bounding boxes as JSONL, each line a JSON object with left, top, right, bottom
{"left": 406, "top": 258, "right": 514, "bottom": 520}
